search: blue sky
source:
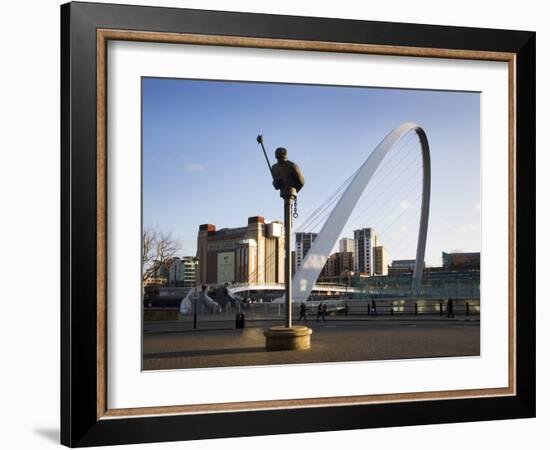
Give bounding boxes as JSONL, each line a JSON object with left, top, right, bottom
{"left": 142, "top": 78, "right": 480, "bottom": 267}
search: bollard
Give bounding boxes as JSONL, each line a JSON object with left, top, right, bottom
{"left": 235, "top": 313, "right": 245, "bottom": 329}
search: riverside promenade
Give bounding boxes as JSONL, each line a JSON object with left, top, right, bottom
{"left": 143, "top": 314, "right": 480, "bottom": 370}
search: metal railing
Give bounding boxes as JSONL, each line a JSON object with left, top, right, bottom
{"left": 346, "top": 298, "right": 480, "bottom": 316}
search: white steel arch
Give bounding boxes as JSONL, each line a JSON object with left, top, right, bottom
{"left": 292, "top": 122, "right": 431, "bottom": 302}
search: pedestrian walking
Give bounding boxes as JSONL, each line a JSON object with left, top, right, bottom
{"left": 317, "top": 302, "right": 323, "bottom": 321}
{"left": 447, "top": 298, "right": 454, "bottom": 318}
{"left": 298, "top": 302, "right": 308, "bottom": 322}
{"left": 322, "top": 302, "right": 328, "bottom": 321}
{"left": 371, "top": 299, "right": 377, "bottom": 317}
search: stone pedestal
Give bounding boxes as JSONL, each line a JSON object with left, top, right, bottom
{"left": 264, "top": 326, "right": 312, "bottom": 351}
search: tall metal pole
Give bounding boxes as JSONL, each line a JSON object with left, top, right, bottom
{"left": 284, "top": 196, "right": 293, "bottom": 328}
{"left": 193, "top": 291, "right": 198, "bottom": 329}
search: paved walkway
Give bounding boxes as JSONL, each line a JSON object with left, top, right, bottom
{"left": 143, "top": 318, "right": 480, "bottom": 370}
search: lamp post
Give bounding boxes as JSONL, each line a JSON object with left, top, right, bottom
{"left": 343, "top": 268, "right": 350, "bottom": 298}
{"left": 193, "top": 287, "right": 198, "bottom": 329}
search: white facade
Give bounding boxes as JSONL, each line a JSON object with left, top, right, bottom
{"left": 266, "top": 221, "right": 283, "bottom": 238}
{"left": 339, "top": 237, "right": 355, "bottom": 254}
{"left": 354, "top": 228, "right": 379, "bottom": 276}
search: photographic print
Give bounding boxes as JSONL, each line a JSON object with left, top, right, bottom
{"left": 141, "top": 78, "right": 481, "bottom": 371}
{"left": 62, "top": 4, "right": 535, "bottom": 445}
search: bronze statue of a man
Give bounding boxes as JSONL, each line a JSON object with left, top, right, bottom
{"left": 271, "top": 147, "right": 305, "bottom": 199}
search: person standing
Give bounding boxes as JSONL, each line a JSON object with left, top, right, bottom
{"left": 447, "top": 298, "right": 454, "bottom": 318}
{"left": 298, "top": 302, "right": 308, "bottom": 322}
{"left": 317, "top": 302, "right": 323, "bottom": 322}
{"left": 322, "top": 302, "right": 328, "bottom": 321}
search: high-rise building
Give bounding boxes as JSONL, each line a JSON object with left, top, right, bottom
{"left": 196, "top": 216, "right": 285, "bottom": 285}
{"left": 353, "top": 228, "right": 379, "bottom": 276}
{"left": 147, "top": 255, "right": 198, "bottom": 287}
{"left": 319, "top": 251, "right": 354, "bottom": 280}
{"left": 339, "top": 237, "right": 355, "bottom": 254}
{"left": 338, "top": 251, "right": 354, "bottom": 276}
{"left": 320, "top": 253, "right": 338, "bottom": 279}
{"left": 295, "top": 232, "right": 317, "bottom": 269}
{"left": 181, "top": 256, "right": 199, "bottom": 287}
{"left": 373, "top": 246, "right": 389, "bottom": 276}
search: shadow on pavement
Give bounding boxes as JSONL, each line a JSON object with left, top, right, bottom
{"left": 144, "top": 346, "right": 265, "bottom": 359}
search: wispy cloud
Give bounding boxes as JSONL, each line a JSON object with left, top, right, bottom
{"left": 399, "top": 200, "right": 412, "bottom": 210}
{"left": 184, "top": 163, "right": 204, "bottom": 172}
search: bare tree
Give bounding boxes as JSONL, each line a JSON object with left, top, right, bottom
{"left": 142, "top": 227, "right": 180, "bottom": 283}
